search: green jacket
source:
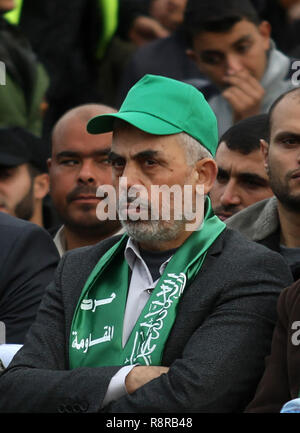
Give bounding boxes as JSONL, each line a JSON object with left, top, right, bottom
{"left": 0, "top": 15, "right": 49, "bottom": 136}
{"left": 0, "top": 64, "right": 48, "bottom": 136}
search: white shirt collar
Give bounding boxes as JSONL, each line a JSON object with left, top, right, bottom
{"left": 53, "top": 225, "right": 67, "bottom": 257}
{"left": 124, "top": 237, "right": 173, "bottom": 283}
{"left": 53, "top": 225, "right": 125, "bottom": 257}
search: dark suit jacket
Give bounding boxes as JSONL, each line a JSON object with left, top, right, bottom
{"left": 0, "top": 228, "right": 293, "bottom": 413}
{"left": 246, "top": 279, "right": 300, "bottom": 412}
{"left": 257, "top": 230, "right": 300, "bottom": 282}
{"left": 0, "top": 212, "right": 59, "bottom": 343}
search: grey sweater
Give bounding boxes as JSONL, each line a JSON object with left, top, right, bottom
{"left": 226, "top": 197, "right": 279, "bottom": 242}
{"left": 209, "top": 44, "right": 297, "bottom": 136}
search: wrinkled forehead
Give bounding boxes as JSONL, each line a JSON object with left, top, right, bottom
{"left": 111, "top": 127, "right": 184, "bottom": 164}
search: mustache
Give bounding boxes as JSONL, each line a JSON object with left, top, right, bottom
{"left": 287, "top": 169, "right": 300, "bottom": 180}
{"left": 118, "top": 195, "right": 150, "bottom": 210}
{"left": 214, "top": 204, "right": 239, "bottom": 214}
{"left": 66, "top": 186, "right": 98, "bottom": 203}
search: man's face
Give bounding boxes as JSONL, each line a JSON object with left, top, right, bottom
{"left": 187, "top": 19, "right": 270, "bottom": 89}
{"left": 0, "top": 0, "right": 15, "bottom": 12}
{"left": 49, "top": 120, "right": 117, "bottom": 232}
{"left": 263, "top": 96, "right": 300, "bottom": 212}
{"left": 150, "top": 0, "right": 187, "bottom": 31}
{"left": 110, "top": 124, "right": 201, "bottom": 247}
{"left": 210, "top": 142, "right": 272, "bottom": 220}
{"left": 0, "top": 164, "right": 35, "bottom": 220}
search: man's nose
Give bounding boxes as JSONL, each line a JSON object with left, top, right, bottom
{"left": 117, "top": 163, "right": 149, "bottom": 205}
{"left": 220, "top": 181, "right": 241, "bottom": 207}
{"left": 78, "top": 161, "right": 96, "bottom": 184}
{"left": 225, "top": 54, "right": 243, "bottom": 76}
{"left": 121, "top": 163, "right": 144, "bottom": 189}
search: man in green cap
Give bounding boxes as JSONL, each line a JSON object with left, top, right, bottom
{"left": 0, "top": 74, "right": 293, "bottom": 413}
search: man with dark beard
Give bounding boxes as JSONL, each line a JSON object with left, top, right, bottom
{"left": 227, "top": 87, "right": 300, "bottom": 280}
{"left": 210, "top": 114, "right": 273, "bottom": 221}
{"left": 0, "top": 127, "right": 50, "bottom": 228}
{"left": 49, "top": 104, "right": 122, "bottom": 256}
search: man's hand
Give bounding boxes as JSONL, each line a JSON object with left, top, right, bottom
{"left": 129, "top": 16, "right": 170, "bottom": 46}
{"left": 222, "top": 70, "right": 265, "bottom": 123}
{"left": 125, "top": 366, "right": 169, "bottom": 394}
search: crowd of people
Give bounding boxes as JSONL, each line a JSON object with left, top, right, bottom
{"left": 1, "top": 0, "right": 300, "bottom": 414}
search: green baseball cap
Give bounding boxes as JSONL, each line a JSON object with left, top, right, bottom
{"left": 87, "top": 74, "right": 218, "bottom": 156}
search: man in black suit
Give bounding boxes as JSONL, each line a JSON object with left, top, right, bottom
{"left": 0, "top": 212, "right": 59, "bottom": 344}
{"left": 0, "top": 75, "right": 293, "bottom": 413}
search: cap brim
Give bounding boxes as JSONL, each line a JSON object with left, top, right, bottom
{"left": 0, "top": 154, "right": 28, "bottom": 167}
{"left": 87, "top": 112, "right": 182, "bottom": 136}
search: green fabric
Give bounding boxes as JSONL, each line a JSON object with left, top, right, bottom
{"left": 2, "top": 2, "right": 49, "bottom": 136}
{"left": 96, "top": 0, "right": 119, "bottom": 60}
{"left": 69, "top": 199, "right": 226, "bottom": 368}
{"left": 3, "top": 0, "right": 23, "bottom": 25}
{"left": 0, "top": 64, "right": 49, "bottom": 136}
{"left": 87, "top": 74, "right": 219, "bottom": 156}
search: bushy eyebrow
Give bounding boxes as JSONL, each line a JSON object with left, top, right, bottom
{"left": 108, "top": 150, "right": 160, "bottom": 161}
{"left": 217, "top": 167, "right": 230, "bottom": 178}
{"left": 238, "top": 173, "right": 268, "bottom": 186}
{"left": 273, "top": 132, "right": 300, "bottom": 142}
{"left": 233, "top": 34, "right": 253, "bottom": 47}
{"left": 200, "top": 35, "right": 253, "bottom": 56}
{"left": 56, "top": 149, "right": 111, "bottom": 159}
{"left": 217, "top": 167, "right": 268, "bottom": 186}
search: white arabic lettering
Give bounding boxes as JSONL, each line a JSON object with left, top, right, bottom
{"left": 80, "top": 292, "right": 116, "bottom": 312}
{"left": 125, "top": 273, "right": 186, "bottom": 365}
{"left": 72, "top": 326, "right": 115, "bottom": 353}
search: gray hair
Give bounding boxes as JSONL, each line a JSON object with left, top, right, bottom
{"left": 113, "top": 121, "right": 214, "bottom": 164}
{"left": 176, "top": 132, "right": 213, "bottom": 165}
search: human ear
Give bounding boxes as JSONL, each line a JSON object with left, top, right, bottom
{"left": 260, "top": 139, "right": 270, "bottom": 175}
{"left": 258, "top": 21, "right": 271, "bottom": 50}
{"left": 195, "top": 158, "right": 218, "bottom": 195}
{"left": 33, "top": 173, "right": 50, "bottom": 200}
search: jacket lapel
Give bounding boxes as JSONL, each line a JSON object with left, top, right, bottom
{"left": 162, "top": 231, "right": 226, "bottom": 364}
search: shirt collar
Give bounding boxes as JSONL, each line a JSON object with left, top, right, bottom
{"left": 124, "top": 237, "right": 174, "bottom": 281}
{"left": 53, "top": 226, "right": 125, "bottom": 258}
{"left": 53, "top": 225, "right": 67, "bottom": 257}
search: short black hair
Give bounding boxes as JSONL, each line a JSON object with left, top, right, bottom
{"left": 219, "top": 114, "right": 269, "bottom": 155}
{"left": 183, "top": 0, "right": 261, "bottom": 47}
{"left": 267, "top": 87, "right": 300, "bottom": 140}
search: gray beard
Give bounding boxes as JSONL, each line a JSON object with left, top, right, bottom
{"left": 120, "top": 219, "right": 187, "bottom": 243}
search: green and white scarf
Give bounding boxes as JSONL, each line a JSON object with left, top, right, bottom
{"left": 69, "top": 198, "right": 225, "bottom": 368}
